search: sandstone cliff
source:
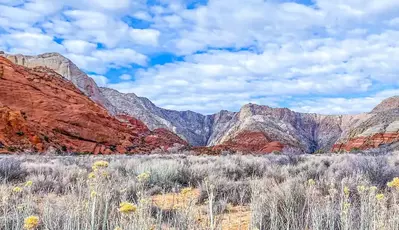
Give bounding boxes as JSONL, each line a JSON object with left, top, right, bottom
{"left": 0, "top": 57, "right": 186, "bottom": 154}
{"left": 0, "top": 52, "right": 116, "bottom": 114}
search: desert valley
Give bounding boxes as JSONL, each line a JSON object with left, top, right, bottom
{"left": 1, "top": 51, "right": 399, "bottom": 230}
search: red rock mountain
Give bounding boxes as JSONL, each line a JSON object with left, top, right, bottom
{"left": 0, "top": 56, "right": 186, "bottom": 154}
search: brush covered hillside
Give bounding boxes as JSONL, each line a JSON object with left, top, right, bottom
{"left": 1, "top": 51, "right": 399, "bottom": 154}
{"left": 0, "top": 56, "right": 186, "bottom": 154}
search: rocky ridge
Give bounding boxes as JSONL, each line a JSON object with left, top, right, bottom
{"left": 0, "top": 52, "right": 117, "bottom": 114}
{"left": 2, "top": 51, "right": 398, "bottom": 154}
{"left": 0, "top": 56, "right": 186, "bottom": 154}
{"left": 333, "top": 97, "right": 399, "bottom": 152}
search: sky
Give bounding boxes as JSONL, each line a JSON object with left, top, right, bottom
{"left": 1, "top": 0, "right": 399, "bottom": 114}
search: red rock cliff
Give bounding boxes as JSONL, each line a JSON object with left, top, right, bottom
{"left": 0, "top": 57, "right": 186, "bottom": 154}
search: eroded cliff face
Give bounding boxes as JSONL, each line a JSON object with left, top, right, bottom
{"left": 100, "top": 87, "right": 214, "bottom": 146}
{"left": 333, "top": 104, "right": 399, "bottom": 152}
{"left": 0, "top": 57, "right": 187, "bottom": 154}
{"left": 0, "top": 52, "right": 116, "bottom": 114}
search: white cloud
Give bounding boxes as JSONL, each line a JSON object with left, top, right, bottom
{"left": 2, "top": 32, "right": 65, "bottom": 54}
{"left": 129, "top": 28, "right": 160, "bottom": 46}
{"left": 132, "top": 11, "right": 152, "bottom": 21}
{"left": 92, "top": 48, "right": 148, "bottom": 67}
{"left": 290, "top": 89, "right": 399, "bottom": 114}
{"left": 62, "top": 40, "right": 97, "bottom": 54}
{"left": 83, "top": 0, "right": 131, "bottom": 11}
{"left": 119, "top": 74, "right": 132, "bottom": 80}
{"left": 65, "top": 48, "right": 148, "bottom": 74}
{"left": 0, "top": 4, "right": 42, "bottom": 29}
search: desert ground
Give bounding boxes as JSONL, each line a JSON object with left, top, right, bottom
{"left": 1, "top": 152, "right": 399, "bottom": 230}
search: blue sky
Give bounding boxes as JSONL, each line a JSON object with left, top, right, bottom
{"left": 1, "top": 0, "right": 399, "bottom": 114}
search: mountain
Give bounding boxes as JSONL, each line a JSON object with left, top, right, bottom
{"left": 100, "top": 87, "right": 382, "bottom": 153}
{"left": 205, "top": 104, "right": 373, "bottom": 153}
{"left": 333, "top": 97, "right": 399, "bottom": 152}
{"left": 2, "top": 51, "right": 398, "bottom": 154}
{"left": 371, "top": 96, "right": 399, "bottom": 113}
{"left": 0, "top": 56, "right": 186, "bottom": 154}
{"left": 101, "top": 89, "right": 399, "bottom": 153}
{"left": 100, "top": 87, "right": 214, "bottom": 146}
{"left": 0, "top": 52, "right": 117, "bottom": 114}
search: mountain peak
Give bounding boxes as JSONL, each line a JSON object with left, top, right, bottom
{"left": 371, "top": 96, "right": 399, "bottom": 113}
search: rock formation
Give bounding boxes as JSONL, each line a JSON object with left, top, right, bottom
{"left": 0, "top": 52, "right": 116, "bottom": 114}
{"left": 333, "top": 97, "right": 399, "bottom": 152}
{"left": 0, "top": 56, "right": 186, "bottom": 154}
{"left": 100, "top": 87, "right": 214, "bottom": 146}
{"left": 1, "top": 51, "right": 398, "bottom": 154}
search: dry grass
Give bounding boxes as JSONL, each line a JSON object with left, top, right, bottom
{"left": 0, "top": 152, "right": 399, "bottom": 229}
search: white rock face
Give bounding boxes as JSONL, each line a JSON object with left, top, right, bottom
{"left": 0, "top": 52, "right": 116, "bottom": 114}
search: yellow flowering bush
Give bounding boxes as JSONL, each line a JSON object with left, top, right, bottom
{"left": 102, "top": 171, "right": 109, "bottom": 178}
{"left": 387, "top": 177, "right": 399, "bottom": 189}
{"left": 357, "top": 185, "right": 366, "bottom": 193}
{"left": 307, "top": 179, "right": 316, "bottom": 186}
{"left": 24, "top": 181, "right": 33, "bottom": 187}
{"left": 13, "top": 187, "right": 22, "bottom": 193}
{"left": 90, "top": 191, "right": 97, "bottom": 199}
{"left": 343, "top": 186, "right": 350, "bottom": 197}
{"left": 376, "top": 193, "right": 385, "bottom": 201}
{"left": 119, "top": 202, "right": 137, "bottom": 214}
{"left": 92, "top": 161, "right": 109, "bottom": 170}
{"left": 88, "top": 172, "right": 96, "bottom": 179}
{"left": 181, "top": 187, "right": 193, "bottom": 195}
{"left": 136, "top": 172, "right": 150, "bottom": 182}
{"left": 24, "top": 216, "right": 39, "bottom": 229}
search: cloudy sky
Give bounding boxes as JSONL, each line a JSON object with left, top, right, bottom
{"left": 1, "top": 0, "right": 399, "bottom": 114}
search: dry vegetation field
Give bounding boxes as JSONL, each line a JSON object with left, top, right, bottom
{"left": 1, "top": 152, "right": 399, "bottom": 229}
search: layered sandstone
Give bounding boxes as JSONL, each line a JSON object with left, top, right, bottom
{"left": 0, "top": 57, "right": 186, "bottom": 154}
{"left": 0, "top": 52, "right": 116, "bottom": 114}
{"left": 333, "top": 107, "right": 399, "bottom": 152}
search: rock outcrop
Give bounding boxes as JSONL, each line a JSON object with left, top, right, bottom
{"left": 100, "top": 87, "right": 214, "bottom": 146}
{"left": 371, "top": 96, "right": 399, "bottom": 113}
{"left": 205, "top": 104, "right": 372, "bottom": 153}
{"left": 0, "top": 57, "right": 186, "bottom": 154}
{"left": 0, "top": 52, "right": 116, "bottom": 114}
{"left": 333, "top": 108, "right": 399, "bottom": 152}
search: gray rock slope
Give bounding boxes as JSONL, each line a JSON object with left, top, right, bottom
{"left": 100, "top": 88, "right": 374, "bottom": 152}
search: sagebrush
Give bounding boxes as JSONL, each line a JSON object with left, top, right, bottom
{"left": 1, "top": 153, "right": 399, "bottom": 229}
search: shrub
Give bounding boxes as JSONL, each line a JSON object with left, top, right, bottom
{"left": 199, "top": 179, "right": 252, "bottom": 205}
{"left": 0, "top": 158, "right": 27, "bottom": 182}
